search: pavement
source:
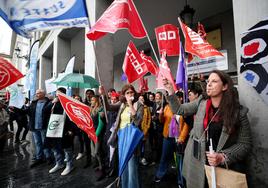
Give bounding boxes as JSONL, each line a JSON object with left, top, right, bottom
{"left": 0, "top": 134, "right": 179, "bottom": 188}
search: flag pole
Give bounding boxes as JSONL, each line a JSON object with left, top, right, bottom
{"left": 131, "top": 0, "right": 160, "bottom": 66}
{"left": 84, "top": 0, "right": 109, "bottom": 123}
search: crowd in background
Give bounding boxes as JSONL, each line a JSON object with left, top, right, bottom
{"left": 0, "top": 70, "right": 252, "bottom": 188}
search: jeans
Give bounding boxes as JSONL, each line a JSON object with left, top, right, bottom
{"left": 156, "top": 137, "right": 175, "bottom": 178}
{"left": 32, "top": 129, "right": 50, "bottom": 160}
{"left": 121, "top": 155, "right": 140, "bottom": 188}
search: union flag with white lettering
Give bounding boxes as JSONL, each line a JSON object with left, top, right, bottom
{"left": 57, "top": 93, "right": 97, "bottom": 143}
{"left": 0, "top": 57, "right": 24, "bottom": 90}
{"left": 155, "top": 24, "right": 180, "bottom": 56}
{"left": 240, "top": 18, "right": 268, "bottom": 105}
{"left": 123, "top": 41, "right": 148, "bottom": 83}
{"left": 178, "top": 18, "right": 223, "bottom": 59}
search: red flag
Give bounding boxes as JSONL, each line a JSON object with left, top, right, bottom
{"left": 198, "top": 22, "right": 207, "bottom": 40}
{"left": 155, "top": 24, "right": 180, "bottom": 56}
{"left": 57, "top": 93, "right": 98, "bottom": 143}
{"left": 87, "top": 0, "right": 146, "bottom": 40}
{"left": 179, "top": 18, "right": 223, "bottom": 59}
{"left": 0, "top": 57, "right": 24, "bottom": 90}
{"left": 138, "top": 77, "right": 149, "bottom": 93}
{"left": 140, "top": 51, "right": 158, "bottom": 75}
{"left": 123, "top": 41, "right": 148, "bottom": 83}
{"left": 156, "top": 54, "right": 177, "bottom": 91}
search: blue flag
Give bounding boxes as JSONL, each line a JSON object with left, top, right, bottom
{"left": 176, "top": 43, "right": 188, "bottom": 102}
{"left": 0, "top": 0, "right": 89, "bottom": 38}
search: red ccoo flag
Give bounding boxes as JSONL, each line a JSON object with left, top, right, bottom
{"left": 57, "top": 93, "right": 98, "bottom": 143}
{"left": 87, "top": 0, "right": 146, "bottom": 40}
{"left": 140, "top": 51, "right": 158, "bottom": 76}
{"left": 179, "top": 18, "right": 223, "bottom": 59}
{"left": 156, "top": 54, "right": 177, "bottom": 91}
{"left": 155, "top": 24, "right": 180, "bottom": 56}
{"left": 0, "top": 57, "right": 24, "bottom": 90}
{"left": 123, "top": 41, "right": 148, "bottom": 83}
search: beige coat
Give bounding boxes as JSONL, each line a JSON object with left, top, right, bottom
{"left": 167, "top": 94, "right": 252, "bottom": 188}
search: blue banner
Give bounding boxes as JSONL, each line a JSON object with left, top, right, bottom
{"left": 27, "top": 40, "right": 39, "bottom": 100}
{"left": 0, "top": 0, "right": 89, "bottom": 38}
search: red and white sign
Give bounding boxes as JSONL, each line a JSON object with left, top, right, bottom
{"left": 87, "top": 0, "right": 146, "bottom": 40}
{"left": 156, "top": 54, "right": 177, "bottom": 91}
{"left": 140, "top": 51, "right": 158, "bottom": 75}
{"left": 0, "top": 57, "right": 24, "bottom": 90}
{"left": 179, "top": 18, "right": 223, "bottom": 59}
{"left": 123, "top": 41, "right": 148, "bottom": 83}
{"left": 57, "top": 93, "right": 97, "bottom": 143}
{"left": 155, "top": 24, "right": 180, "bottom": 56}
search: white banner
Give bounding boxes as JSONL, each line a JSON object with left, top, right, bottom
{"left": 46, "top": 114, "right": 65, "bottom": 138}
{"left": 8, "top": 83, "right": 24, "bottom": 109}
{"left": 45, "top": 78, "right": 57, "bottom": 94}
{"left": 187, "top": 50, "right": 228, "bottom": 75}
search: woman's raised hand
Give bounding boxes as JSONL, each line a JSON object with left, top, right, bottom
{"left": 98, "top": 86, "right": 105, "bottom": 95}
{"left": 163, "top": 78, "right": 175, "bottom": 95}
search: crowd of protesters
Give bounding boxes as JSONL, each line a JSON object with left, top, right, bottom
{"left": 0, "top": 70, "right": 252, "bottom": 188}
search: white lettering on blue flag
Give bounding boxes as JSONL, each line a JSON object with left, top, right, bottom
{"left": 0, "top": 0, "right": 89, "bottom": 38}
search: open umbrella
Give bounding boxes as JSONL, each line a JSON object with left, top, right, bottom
{"left": 53, "top": 73, "right": 99, "bottom": 89}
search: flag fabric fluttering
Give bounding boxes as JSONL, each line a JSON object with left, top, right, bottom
{"left": 178, "top": 18, "right": 223, "bottom": 59}
{"left": 57, "top": 92, "right": 98, "bottom": 143}
{"left": 140, "top": 51, "right": 158, "bottom": 75}
{"left": 155, "top": 24, "right": 180, "bottom": 56}
{"left": 198, "top": 22, "right": 207, "bottom": 40}
{"left": 0, "top": 0, "right": 89, "bottom": 38}
{"left": 25, "top": 40, "right": 39, "bottom": 100}
{"left": 122, "top": 41, "right": 148, "bottom": 83}
{"left": 156, "top": 53, "right": 177, "bottom": 91}
{"left": 0, "top": 57, "right": 24, "bottom": 90}
{"left": 176, "top": 43, "right": 188, "bottom": 102}
{"left": 240, "top": 18, "right": 268, "bottom": 105}
{"left": 138, "top": 77, "right": 149, "bottom": 93}
{"left": 87, "top": 0, "right": 146, "bottom": 40}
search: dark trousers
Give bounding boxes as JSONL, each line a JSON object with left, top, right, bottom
{"left": 15, "top": 121, "right": 28, "bottom": 141}
{"left": 83, "top": 132, "right": 91, "bottom": 162}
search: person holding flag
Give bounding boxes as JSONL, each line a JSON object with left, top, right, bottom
{"left": 99, "top": 84, "right": 144, "bottom": 188}
{"left": 46, "top": 88, "right": 76, "bottom": 176}
{"left": 162, "top": 70, "right": 252, "bottom": 188}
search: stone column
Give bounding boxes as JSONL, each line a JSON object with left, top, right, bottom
{"left": 232, "top": 0, "right": 268, "bottom": 186}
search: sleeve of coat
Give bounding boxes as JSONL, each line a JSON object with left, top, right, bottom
{"left": 166, "top": 94, "right": 203, "bottom": 116}
{"left": 220, "top": 107, "right": 252, "bottom": 166}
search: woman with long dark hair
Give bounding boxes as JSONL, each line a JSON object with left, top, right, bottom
{"left": 99, "top": 84, "right": 144, "bottom": 188}
{"left": 163, "top": 70, "right": 252, "bottom": 188}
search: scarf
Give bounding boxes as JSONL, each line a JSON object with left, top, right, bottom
{"left": 203, "top": 99, "right": 221, "bottom": 129}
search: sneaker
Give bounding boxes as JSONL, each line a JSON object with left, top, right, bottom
{"left": 61, "top": 165, "right": 74, "bottom": 176}
{"left": 140, "top": 158, "right": 148, "bottom": 166}
{"left": 154, "top": 176, "right": 161, "bottom": 183}
{"left": 149, "top": 161, "right": 156, "bottom": 166}
{"left": 76, "top": 153, "right": 84, "bottom": 160}
{"left": 64, "top": 158, "right": 67, "bottom": 162}
{"left": 49, "top": 164, "right": 64, "bottom": 174}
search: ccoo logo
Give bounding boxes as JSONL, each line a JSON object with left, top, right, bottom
{"left": 0, "top": 66, "right": 10, "bottom": 88}
{"left": 65, "top": 102, "right": 93, "bottom": 129}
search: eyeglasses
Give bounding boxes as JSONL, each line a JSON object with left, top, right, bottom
{"left": 125, "top": 91, "right": 134, "bottom": 94}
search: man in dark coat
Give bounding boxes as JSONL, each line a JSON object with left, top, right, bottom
{"left": 28, "top": 89, "right": 52, "bottom": 168}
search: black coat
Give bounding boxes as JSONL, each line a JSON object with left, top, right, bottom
{"left": 28, "top": 97, "right": 52, "bottom": 131}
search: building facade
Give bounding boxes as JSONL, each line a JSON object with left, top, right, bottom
{"left": 32, "top": 0, "right": 268, "bottom": 186}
